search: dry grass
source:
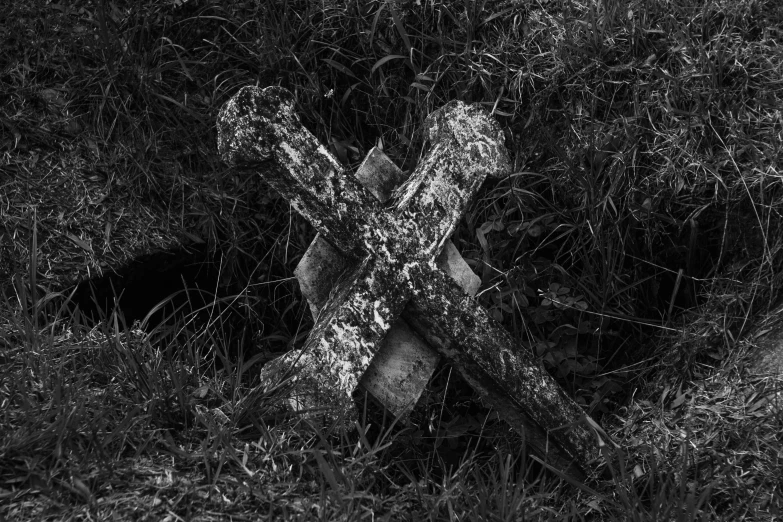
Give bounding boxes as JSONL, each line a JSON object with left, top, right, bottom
{"left": 2, "top": 0, "right": 783, "bottom": 519}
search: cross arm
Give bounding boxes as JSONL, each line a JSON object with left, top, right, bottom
{"left": 216, "top": 85, "right": 378, "bottom": 257}
{"left": 405, "top": 264, "right": 601, "bottom": 478}
{"left": 392, "top": 102, "right": 512, "bottom": 260}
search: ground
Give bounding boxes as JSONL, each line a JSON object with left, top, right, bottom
{"left": 1, "top": 0, "right": 782, "bottom": 519}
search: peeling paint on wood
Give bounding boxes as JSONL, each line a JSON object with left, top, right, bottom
{"left": 217, "top": 85, "right": 606, "bottom": 478}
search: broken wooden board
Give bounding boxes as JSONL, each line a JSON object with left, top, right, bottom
{"left": 217, "top": 85, "right": 605, "bottom": 479}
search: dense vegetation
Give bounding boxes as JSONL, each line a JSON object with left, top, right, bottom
{"left": 1, "top": 0, "right": 782, "bottom": 519}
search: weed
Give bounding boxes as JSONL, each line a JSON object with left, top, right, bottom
{"left": 2, "top": 0, "right": 783, "bottom": 519}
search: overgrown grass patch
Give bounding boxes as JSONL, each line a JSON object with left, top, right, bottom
{"left": 2, "top": 0, "right": 783, "bottom": 519}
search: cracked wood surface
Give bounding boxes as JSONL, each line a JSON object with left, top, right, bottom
{"left": 217, "top": 85, "right": 603, "bottom": 478}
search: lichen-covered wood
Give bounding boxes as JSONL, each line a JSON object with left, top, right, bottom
{"left": 217, "top": 85, "right": 605, "bottom": 478}
{"left": 402, "top": 265, "right": 597, "bottom": 477}
{"left": 295, "top": 146, "right": 480, "bottom": 419}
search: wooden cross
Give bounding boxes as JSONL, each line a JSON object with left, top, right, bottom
{"left": 294, "top": 146, "right": 482, "bottom": 421}
{"left": 217, "top": 85, "right": 604, "bottom": 478}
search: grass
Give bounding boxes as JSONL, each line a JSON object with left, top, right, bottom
{"left": 2, "top": 0, "right": 783, "bottom": 519}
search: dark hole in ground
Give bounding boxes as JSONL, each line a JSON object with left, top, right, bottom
{"left": 70, "top": 244, "right": 231, "bottom": 331}
{"left": 63, "top": 234, "right": 310, "bottom": 368}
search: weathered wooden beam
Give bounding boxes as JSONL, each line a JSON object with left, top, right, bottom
{"left": 295, "top": 147, "right": 481, "bottom": 418}
{"left": 217, "top": 85, "right": 605, "bottom": 479}
{"left": 403, "top": 264, "right": 596, "bottom": 476}
{"left": 216, "top": 85, "right": 374, "bottom": 257}
{"left": 218, "top": 87, "right": 497, "bottom": 419}
{"left": 262, "top": 255, "right": 410, "bottom": 416}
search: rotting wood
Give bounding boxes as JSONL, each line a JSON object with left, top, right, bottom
{"left": 217, "top": 85, "right": 607, "bottom": 479}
